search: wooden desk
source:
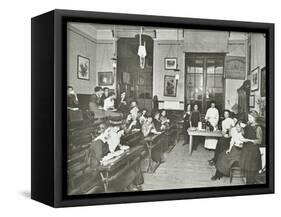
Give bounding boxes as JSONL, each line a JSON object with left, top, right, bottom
{"left": 144, "top": 133, "right": 164, "bottom": 173}
{"left": 187, "top": 129, "right": 223, "bottom": 155}
{"left": 97, "top": 145, "right": 145, "bottom": 192}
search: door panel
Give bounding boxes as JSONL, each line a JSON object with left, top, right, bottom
{"left": 185, "top": 54, "right": 225, "bottom": 114}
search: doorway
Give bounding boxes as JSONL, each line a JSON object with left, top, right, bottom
{"left": 185, "top": 53, "right": 225, "bottom": 113}
{"left": 116, "top": 35, "right": 153, "bottom": 111}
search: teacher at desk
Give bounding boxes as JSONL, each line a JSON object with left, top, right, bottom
{"left": 204, "top": 101, "right": 219, "bottom": 149}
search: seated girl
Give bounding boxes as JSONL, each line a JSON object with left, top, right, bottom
{"left": 103, "top": 92, "right": 117, "bottom": 111}
{"left": 124, "top": 114, "right": 141, "bottom": 133}
{"left": 153, "top": 111, "right": 167, "bottom": 131}
{"left": 142, "top": 116, "right": 161, "bottom": 137}
{"left": 160, "top": 110, "right": 170, "bottom": 128}
{"left": 139, "top": 109, "right": 148, "bottom": 125}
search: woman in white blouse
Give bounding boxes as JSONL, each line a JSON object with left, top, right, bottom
{"left": 204, "top": 101, "right": 219, "bottom": 149}
{"left": 209, "top": 110, "right": 236, "bottom": 165}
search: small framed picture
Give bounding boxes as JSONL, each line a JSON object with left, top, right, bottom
{"left": 77, "top": 55, "right": 90, "bottom": 80}
{"left": 249, "top": 95, "right": 255, "bottom": 108}
{"left": 164, "top": 75, "right": 177, "bottom": 97}
{"left": 164, "top": 57, "right": 177, "bottom": 70}
{"left": 251, "top": 67, "right": 259, "bottom": 91}
{"left": 98, "top": 71, "right": 114, "bottom": 86}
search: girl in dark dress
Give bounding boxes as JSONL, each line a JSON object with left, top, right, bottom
{"left": 190, "top": 104, "right": 201, "bottom": 128}
{"left": 188, "top": 104, "right": 201, "bottom": 149}
{"left": 240, "top": 110, "right": 262, "bottom": 184}
{"left": 182, "top": 104, "right": 192, "bottom": 146}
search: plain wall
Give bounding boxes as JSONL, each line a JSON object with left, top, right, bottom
{"left": 67, "top": 26, "right": 97, "bottom": 94}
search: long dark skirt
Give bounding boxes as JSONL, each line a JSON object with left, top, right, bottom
{"left": 216, "top": 146, "right": 241, "bottom": 176}
{"left": 240, "top": 142, "right": 262, "bottom": 184}
{"left": 213, "top": 137, "right": 231, "bottom": 162}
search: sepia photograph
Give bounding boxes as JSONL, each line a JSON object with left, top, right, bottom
{"left": 67, "top": 22, "right": 267, "bottom": 196}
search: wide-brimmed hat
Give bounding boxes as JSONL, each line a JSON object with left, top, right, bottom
{"left": 108, "top": 116, "right": 124, "bottom": 126}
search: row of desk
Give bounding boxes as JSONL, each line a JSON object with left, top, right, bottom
{"left": 68, "top": 119, "right": 178, "bottom": 194}
{"left": 97, "top": 125, "right": 178, "bottom": 192}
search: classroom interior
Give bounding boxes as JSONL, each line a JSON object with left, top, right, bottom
{"left": 67, "top": 22, "right": 266, "bottom": 195}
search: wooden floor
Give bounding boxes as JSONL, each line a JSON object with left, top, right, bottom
{"left": 142, "top": 139, "right": 244, "bottom": 191}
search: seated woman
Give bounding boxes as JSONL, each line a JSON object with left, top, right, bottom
{"left": 67, "top": 86, "right": 79, "bottom": 109}
{"left": 160, "top": 110, "right": 170, "bottom": 128}
{"left": 211, "top": 120, "right": 246, "bottom": 180}
{"left": 240, "top": 110, "right": 263, "bottom": 184}
{"left": 129, "top": 100, "right": 139, "bottom": 121}
{"left": 118, "top": 91, "right": 129, "bottom": 115}
{"left": 153, "top": 111, "right": 167, "bottom": 131}
{"left": 103, "top": 92, "right": 117, "bottom": 111}
{"left": 124, "top": 113, "right": 141, "bottom": 134}
{"left": 142, "top": 116, "right": 161, "bottom": 137}
{"left": 139, "top": 109, "right": 148, "bottom": 125}
{"left": 88, "top": 123, "right": 110, "bottom": 169}
{"left": 209, "top": 110, "right": 236, "bottom": 166}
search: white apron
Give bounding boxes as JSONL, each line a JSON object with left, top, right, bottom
{"left": 204, "top": 107, "right": 219, "bottom": 149}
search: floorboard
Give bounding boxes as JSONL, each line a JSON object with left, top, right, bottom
{"left": 142, "top": 139, "right": 244, "bottom": 191}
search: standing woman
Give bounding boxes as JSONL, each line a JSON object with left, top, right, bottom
{"left": 204, "top": 101, "right": 219, "bottom": 149}
{"left": 189, "top": 104, "right": 201, "bottom": 149}
{"left": 190, "top": 104, "right": 201, "bottom": 128}
{"left": 240, "top": 110, "right": 263, "bottom": 184}
{"left": 182, "top": 104, "right": 192, "bottom": 146}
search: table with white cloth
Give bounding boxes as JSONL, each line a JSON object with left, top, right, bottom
{"left": 187, "top": 129, "right": 223, "bottom": 155}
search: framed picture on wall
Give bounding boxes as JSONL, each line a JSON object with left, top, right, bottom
{"left": 261, "top": 66, "right": 266, "bottom": 97}
{"left": 164, "top": 57, "right": 177, "bottom": 70}
{"left": 77, "top": 55, "right": 90, "bottom": 80}
{"left": 164, "top": 75, "right": 177, "bottom": 97}
{"left": 224, "top": 56, "right": 246, "bottom": 79}
{"left": 251, "top": 67, "right": 259, "bottom": 91}
{"left": 98, "top": 71, "right": 114, "bottom": 86}
{"left": 249, "top": 95, "right": 255, "bottom": 108}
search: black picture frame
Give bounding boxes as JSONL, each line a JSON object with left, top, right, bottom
{"left": 164, "top": 75, "right": 177, "bottom": 97}
{"left": 164, "top": 57, "right": 177, "bottom": 70}
{"left": 31, "top": 9, "right": 275, "bottom": 207}
{"left": 251, "top": 66, "right": 259, "bottom": 91}
{"left": 98, "top": 71, "right": 114, "bottom": 86}
{"left": 77, "top": 55, "right": 90, "bottom": 80}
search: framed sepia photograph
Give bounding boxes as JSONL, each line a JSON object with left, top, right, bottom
{"left": 98, "top": 71, "right": 114, "bottom": 86}
{"left": 77, "top": 55, "right": 90, "bottom": 80}
{"left": 164, "top": 75, "right": 177, "bottom": 97}
{"left": 31, "top": 9, "right": 274, "bottom": 207}
{"left": 251, "top": 67, "right": 259, "bottom": 91}
{"left": 164, "top": 57, "right": 177, "bottom": 70}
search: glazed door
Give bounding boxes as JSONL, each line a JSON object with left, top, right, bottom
{"left": 185, "top": 54, "right": 225, "bottom": 113}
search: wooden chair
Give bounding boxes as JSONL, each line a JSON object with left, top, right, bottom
{"left": 229, "top": 161, "right": 244, "bottom": 184}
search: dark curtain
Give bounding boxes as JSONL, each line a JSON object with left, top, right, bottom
{"left": 237, "top": 80, "right": 250, "bottom": 115}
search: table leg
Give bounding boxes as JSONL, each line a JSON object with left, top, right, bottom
{"left": 189, "top": 135, "right": 193, "bottom": 155}
{"left": 147, "top": 143, "right": 153, "bottom": 173}
{"left": 100, "top": 171, "right": 109, "bottom": 192}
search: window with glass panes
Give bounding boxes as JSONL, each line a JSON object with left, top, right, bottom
{"left": 185, "top": 54, "right": 225, "bottom": 113}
